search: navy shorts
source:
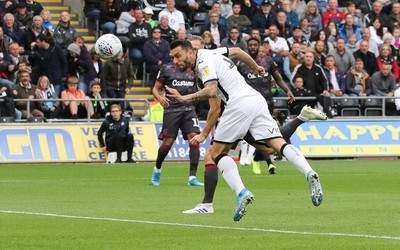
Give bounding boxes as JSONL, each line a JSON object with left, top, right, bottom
{"left": 158, "top": 110, "right": 201, "bottom": 140}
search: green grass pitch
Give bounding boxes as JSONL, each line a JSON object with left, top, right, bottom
{"left": 1, "top": 160, "right": 400, "bottom": 249}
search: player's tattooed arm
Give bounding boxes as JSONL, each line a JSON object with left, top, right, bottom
{"left": 227, "top": 47, "right": 265, "bottom": 76}
{"left": 165, "top": 81, "right": 217, "bottom": 103}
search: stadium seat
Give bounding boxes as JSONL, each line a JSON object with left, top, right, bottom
{"left": 364, "top": 98, "right": 383, "bottom": 116}
{"left": 188, "top": 26, "right": 203, "bottom": 36}
{"left": 0, "top": 116, "right": 15, "bottom": 123}
{"left": 191, "top": 12, "right": 207, "bottom": 26}
{"left": 27, "top": 117, "right": 47, "bottom": 123}
{"left": 340, "top": 98, "right": 361, "bottom": 116}
{"left": 273, "top": 98, "right": 290, "bottom": 117}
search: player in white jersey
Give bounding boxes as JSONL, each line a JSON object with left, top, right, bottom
{"left": 166, "top": 39, "right": 323, "bottom": 221}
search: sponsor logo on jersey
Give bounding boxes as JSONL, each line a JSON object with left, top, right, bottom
{"left": 171, "top": 80, "right": 194, "bottom": 86}
{"left": 200, "top": 66, "right": 209, "bottom": 76}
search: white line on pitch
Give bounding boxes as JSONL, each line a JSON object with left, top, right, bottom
{"left": 1, "top": 210, "right": 399, "bottom": 241}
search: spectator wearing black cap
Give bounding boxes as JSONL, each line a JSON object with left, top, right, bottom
{"left": 252, "top": 0, "right": 277, "bottom": 39}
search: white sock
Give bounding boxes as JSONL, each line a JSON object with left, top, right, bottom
{"left": 188, "top": 176, "right": 195, "bottom": 181}
{"left": 240, "top": 141, "right": 248, "bottom": 158}
{"left": 282, "top": 144, "right": 313, "bottom": 176}
{"left": 247, "top": 144, "right": 256, "bottom": 156}
{"left": 217, "top": 155, "right": 245, "bottom": 196}
{"left": 154, "top": 166, "right": 161, "bottom": 173}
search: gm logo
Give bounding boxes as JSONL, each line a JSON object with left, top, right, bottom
{"left": 0, "top": 128, "right": 76, "bottom": 161}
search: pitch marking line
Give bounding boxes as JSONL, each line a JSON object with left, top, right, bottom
{"left": 1, "top": 210, "right": 399, "bottom": 241}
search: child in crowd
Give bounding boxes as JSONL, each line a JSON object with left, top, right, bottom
{"left": 61, "top": 76, "right": 94, "bottom": 119}
{"left": 89, "top": 80, "right": 108, "bottom": 118}
{"left": 346, "top": 33, "right": 359, "bottom": 53}
{"left": 290, "top": 76, "right": 314, "bottom": 115}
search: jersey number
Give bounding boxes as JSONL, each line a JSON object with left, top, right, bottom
{"left": 223, "top": 58, "right": 234, "bottom": 69}
{"left": 192, "top": 118, "right": 200, "bottom": 128}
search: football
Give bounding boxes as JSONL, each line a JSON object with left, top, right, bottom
{"left": 94, "top": 34, "right": 123, "bottom": 61}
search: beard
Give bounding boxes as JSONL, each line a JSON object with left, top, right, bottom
{"left": 248, "top": 50, "right": 258, "bottom": 59}
{"left": 177, "top": 58, "right": 191, "bottom": 72}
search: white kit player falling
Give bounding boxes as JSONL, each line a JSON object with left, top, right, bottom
{"left": 166, "top": 40, "right": 323, "bottom": 221}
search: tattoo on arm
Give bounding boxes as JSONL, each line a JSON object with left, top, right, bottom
{"left": 187, "top": 81, "right": 217, "bottom": 103}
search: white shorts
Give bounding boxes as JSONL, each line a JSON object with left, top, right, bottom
{"left": 214, "top": 94, "right": 282, "bottom": 144}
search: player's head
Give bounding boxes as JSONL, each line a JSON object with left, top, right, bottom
{"left": 247, "top": 37, "right": 260, "bottom": 58}
{"left": 110, "top": 104, "right": 122, "bottom": 120}
{"left": 188, "top": 35, "right": 205, "bottom": 51}
{"left": 170, "top": 39, "right": 195, "bottom": 72}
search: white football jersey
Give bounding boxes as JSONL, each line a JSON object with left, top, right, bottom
{"left": 194, "top": 49, "right": 261, "bottom": 105}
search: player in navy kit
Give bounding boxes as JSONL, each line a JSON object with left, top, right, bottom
{"left": 150, "top": 62, "right": 203, "bottom": 186}
{"left": 167, "top": 39, "right": 324, "bottom": 221}
{"left": 237, "top": 37, "right": 295, "bottom": 175}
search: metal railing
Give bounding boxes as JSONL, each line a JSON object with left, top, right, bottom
{"left": 10, "top": 98, "right": 151, "bottom": 122}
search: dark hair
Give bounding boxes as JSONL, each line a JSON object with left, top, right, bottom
{"left": 170, "top": 39, "right": 193, "bottom": 51}
{"left": 247, "top": 37, "right": 260, "bottom": 44}
{"left": 36, "top": 33, "right": 52, "bottom": 43}
{"left": 293, "top": 75, "right": 303, "bottom": 83}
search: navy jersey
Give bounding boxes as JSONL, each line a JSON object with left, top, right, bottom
{"left": 156, "top": 62, "right": 197, "bottom": 112}
{"left": 237, "top": 55, "right": 279, "bottom": 102}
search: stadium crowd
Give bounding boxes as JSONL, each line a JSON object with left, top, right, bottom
{"left": 1, "top": 0, "right": 400, "bottom": 121}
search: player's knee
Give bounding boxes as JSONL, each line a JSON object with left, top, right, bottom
{"left": 214, "top": 153, "right": 228, "bottom": 165}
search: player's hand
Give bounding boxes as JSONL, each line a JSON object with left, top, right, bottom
{"left": 253, "top": 65, "right": 265, "bottom": 76}
{"left": 287, "top": 90, "right": 295, "bottom": 104}
{"left": 190, "top": 134, "right": 206, "bottom": 145}
{"left": 165, "top": 86, "right": 187, "bottom": 103}
{"left": 102, "top": 147, "right": 107, "bottom": 153}
{"left": 159, "top": 96, "right": 169, "bottom": 108}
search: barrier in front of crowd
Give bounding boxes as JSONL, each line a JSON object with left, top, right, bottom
{"left": 0, "top": 118, "right": 399, "bottom": 163}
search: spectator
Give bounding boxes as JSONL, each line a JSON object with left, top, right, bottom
{"left": 89, "top": 80, "right": 108, "bottom": 118}
{"left": 0, "top": 82, "right": 19, "bottom": 119}
{"left": 376, "top": 44, "right": 399, "bottom": 81}
{"left": 252, "top": 0, "right": 277, "bottom": 39}
{"left": 265, "top": 24, "right": 289, "bottom": 57}
{"left": 370, "top": 62, "right": 398, "bottom": 114}
{"left": 5, "top": 42, "right": 29, "bottom": 83}
{"left": 25, "top": 0, "right": 44, "bottom": 17}
{"left": 310, "top": 29, "right": 334, "bottom": 54}
{"left": 158, "top": 0, "right": 185, "bottom": 32}
{"left": 323, "top": 55, "right": 347, "bottom": 109}
{"left": 382, "top": 32, "right": 397, "bottom": 59}
{"left": 346, "top": 58, "right": 371, "bottom": 97}
{"left": 281, "top": 0, "right": 299, "bottom": 28}
{"left": 289, "top": 75, "right": 314, "bottom": 114}
{"left": 276, "top": 12, "right": 292, "bottom": 39}
{"left": 291, "top": 51, "right": 333, "bottom": 118}
{"left": 227, "top": 3, "right": 252, "bottom": 35}
{"left": 365, "top": 1, "right": 389, "bottom": 28}
{"left": 322, "top": 0, "right": 345, "bottom": 27}
{"left": 389, "top": 2, "right": 400, "bottom": 33}
{"left": 176, "top": 28, "right": 187, "bottom": 40}
{"left": 324, "top": 21, "right": 339, "bottom": 46}
{"left": 220, "top": 27, "right": 248, "bottom": 52}
{"left": 292, "top": 0, "right": 306, "bottom": 20}
{"left": 88, "top": 47, "right": 103, "bottom": 81}
{"left": 329, "top": 37, "right": 355, "bottom": 74}
{"left": 283, "top": 41, "right": 303, "bottom": 80}
{"left": 204, "top": 2, "right": 231, "bottom": 31}
{"left": 0, "top": 26, "right": 12, "bottom": 59}
{"left": 157, "top": 15, "right": 176, "bottom": 43}
{"left": 61, "top": 76, "right": 94, "bottom": 119}
{"left": 66, "top": 43, "right": 90, "bottom": 94}
{"left": 97, "top": 103, "right": 135, "bottom": 163}
{"left": 34, "top": 75, "right": 60, "bottom": 119}
{"left": 338, "top": 13, "right": 362, "bottom": 44}
{"left": 116, "top": 3, "right": 135, "bottom": 42}
{"left": 100, "top": 49, "right": 134, "bottom": 107}
{"left": 249, "top": 28, "right": 262, "bottom": 41}
{"left": 346, "top": 33, "right": 359, "bottom": 53}
{"left": 355, "top": 27, "right": 379, "bottom": 57}
{"left": 14, "top": 2, "right": 33, "bottom": 30}
{"left": 313, "top": 40, "right": 328, "bottom": 67}
{"left": 84, "top": 0, "right": 101, "bottom": 34}
{"left": 202, "top": 31, "right": 218, "bottom": 49}
{"left": 54, "top": 11, "right": 77, "bottom": 50}
{"left": 25, "top": 15, "right": 50, "bottom": 52}
{"left": 345, "top": 1, "right": 365, "bottom": 30}
{"left": 143, "top": 7, "right": 158, "bottom": 28}
{"left": 31, "top": 34, "right": 68, "bottom": 97}
{"left": 143, "top": 27, "right": 171, "bottom": 85}
{"left": 73, "top": 36, "right": 94, "bottom": 94}
{"left": 128, "top": 8, "right": 152, "bottom": 80}
{"left": 201, "top": 10, "right": 228, "bottom": 46}
{"left": 13, "top": 70, "right": 44, "bottom": 119}
{"left": 40, "top": 10, "right": 56, "bottom": 33}
{"left": 287, "top": 26, "right": 311, "bottom": 52}
{"left": 353, "top": 40, "right": 378, "bottom": 77}
{"left": 315, "top": 0, "right": 328, "bottom": 14}
{"left": 99, "top": 0, "right": 120, "bottom": 34}
{"left": 368, "top": 17, "right": 384, "bottom": 46}
{"left": 300, "top": 18, "right": 312, "bottom": 42}
{"left": 219, "top": 0, "right": 233, "bottom": 19}
{"left": 238, "top": 0, "right": 258, "bottom": 22}
{"left": 3, "top": 13, "right": 26, "bottom": 50}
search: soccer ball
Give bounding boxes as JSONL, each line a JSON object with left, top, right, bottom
{"left": 94, "top": 34, "right": 123, "bottom": 61}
